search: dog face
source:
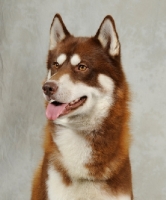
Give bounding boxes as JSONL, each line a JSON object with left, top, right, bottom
{"left": 43, "top": 14, "right": 124, "bottom": 130}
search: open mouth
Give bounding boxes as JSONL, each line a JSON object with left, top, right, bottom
{"left": 46, "top": 96, "right": 87, "bottom": 120}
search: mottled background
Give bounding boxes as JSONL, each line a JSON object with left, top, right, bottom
{"left": 0, "top": 0, "right": 166, "bottom": 199}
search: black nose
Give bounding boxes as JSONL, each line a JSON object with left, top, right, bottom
{"left": 42, "top": 82, "right": 58, "bottom": 96}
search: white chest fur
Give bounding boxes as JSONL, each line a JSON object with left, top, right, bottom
{"left": 47, "top": 127, "right": 131, "bottom": 200}
{"left": 53, "top": 127, "right": 91, "bottom": 179}
{"left": 47, "top": 165, "right": 131, "bottom": 200}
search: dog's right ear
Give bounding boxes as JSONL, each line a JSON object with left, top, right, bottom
{"left": 49, "top": 14, "right": 70, "bottom": 50}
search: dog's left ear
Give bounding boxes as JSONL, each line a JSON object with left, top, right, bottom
{"left": 49, "top": 14, "right": 70, "bottom": 50}
{"left": 95, "top": 15, "right": 120, "bottom": 56}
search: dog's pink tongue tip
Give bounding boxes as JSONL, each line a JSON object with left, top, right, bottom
{"left": 46, "top": 103, "right": 67, "bottom": 120}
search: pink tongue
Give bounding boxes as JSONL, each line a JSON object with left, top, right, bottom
{"left": 46, "top": 103, "right": 67, "bottom": 120}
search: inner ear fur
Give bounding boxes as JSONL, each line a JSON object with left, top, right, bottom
{"left": 95, "top": 15, "right": 120, "bottom": 56}
{"left": 49, "top": 14, "right": 70, "bottom": 50}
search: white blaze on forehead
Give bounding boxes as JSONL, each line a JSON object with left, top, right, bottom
{"left": 70, "top": 54, "right": 81, "bottom": 66}
{"left": 57, "top": 54, "right": 67, "bottom": 65}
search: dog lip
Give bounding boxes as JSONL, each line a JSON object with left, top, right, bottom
{"left": 51, "top": 101, "right": 63, "bottom": 106}
{"left": 49, "top": 96, "right": 87, "bottom": 117}
{"left": 47, "top": 96, "right": 87, "bottom": 119}
{"left": 64, "top": 96, "right": 87, "bottom": 113}
{"left": 49, "top": 96, "right": 87, "bottom": 106}
{"left": 68, "top": 96, "right": 87, "bottom": 106}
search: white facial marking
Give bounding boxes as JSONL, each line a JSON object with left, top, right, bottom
{"left": 47, "top": 69, "right": 51, "bottom": 80}
{"left": 97, "top": 74, "right": 115, "bottom": 110}
{"left": 57, "top": 54, "right": 67, "bottom": 65}
{"left": 98, "top": 74, "right": 114, "bottom": 94}
{"left": 53, "top": 73, "right": 115, "bottom": 132}
{"left": 70, "top": 54, "right": 81, "bottom": 66}
{"left": 47, "top": 54, "right": 67, "bottom": 81}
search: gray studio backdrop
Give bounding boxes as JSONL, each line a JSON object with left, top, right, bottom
{"left": 0, "top": 0, "right": 166, "bottom": 199}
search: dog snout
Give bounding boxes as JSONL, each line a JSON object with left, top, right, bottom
{"left": 42, "top": 82, "right": 58, "bottom": 96}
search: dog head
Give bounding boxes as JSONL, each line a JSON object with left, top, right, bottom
{"left": 43, "top": 14, "right": 125, "bottom": 130}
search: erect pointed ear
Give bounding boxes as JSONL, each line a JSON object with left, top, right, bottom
{"left": 49, "top": 14, "right": 70, "bottom": 50}
{"left": 95, "top": 15, "right": 120, "bottom": 56}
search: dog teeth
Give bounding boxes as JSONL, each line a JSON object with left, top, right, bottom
{"left": 50, "top": 99, "right": 55, "bottom": 103}
{"left": 70, "top": 98, "right": 80, "bottom": 105}
{"left": 75, "top": 98, "right": 80, "bottom": 102}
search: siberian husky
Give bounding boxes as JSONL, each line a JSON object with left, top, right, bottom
{"left": 31, "top": 14, "right": 133, "bottom": 200}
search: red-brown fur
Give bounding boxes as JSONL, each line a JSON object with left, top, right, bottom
{"left": 31, "top": 14, "right": 133, "bottom": 200}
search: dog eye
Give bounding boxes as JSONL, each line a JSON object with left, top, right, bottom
{"left": 77, "top": 64, "right": 88, "bottom": 71}
{"left": 52, "top": 61, "right": 59, "bottom": 68}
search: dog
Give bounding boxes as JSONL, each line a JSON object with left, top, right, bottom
{"left": 31, "top": 14, "right": 133, "bottom": 200}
